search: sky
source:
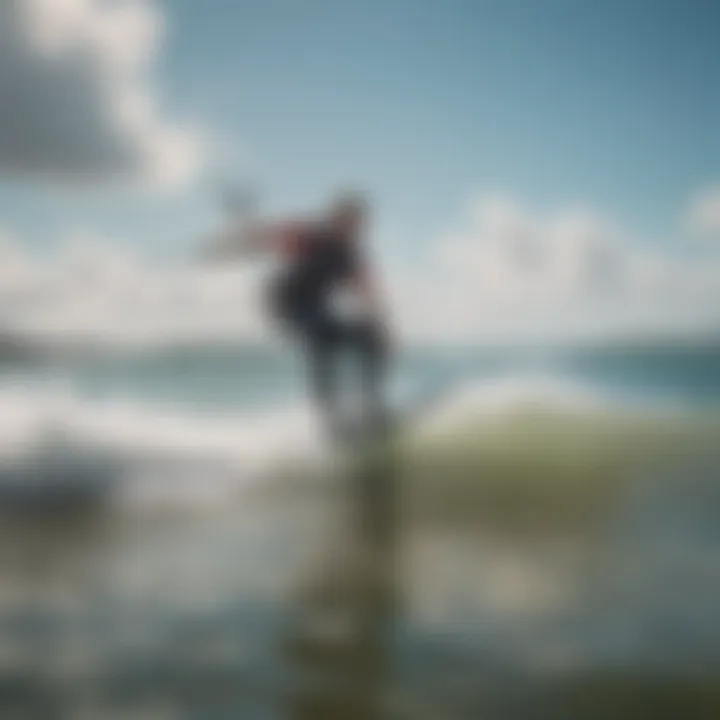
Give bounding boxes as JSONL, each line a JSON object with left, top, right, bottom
{"left": 0, "top": 0, "right": 719, "bottom": 346}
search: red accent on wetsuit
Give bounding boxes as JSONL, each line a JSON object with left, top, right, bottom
{"left": 269, "top": 220, "right": 361, "bottom": 321}
{"left": 277, "top": 221, "right": 314, "bottom": 261}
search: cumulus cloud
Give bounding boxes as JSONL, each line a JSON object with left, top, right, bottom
{"left": 0, "top": 0, "right": 202, "bottom": 186}
{"left": 389, "top": 193, "right": 720, "bottom": 344}
{"left": 686, "top": 187, "right": 720, "bottom": 242}
{"left": 0, "top": 230, "right": 268, "bottom": 349}
{"left": 1, "top": 191, "right": 720, "bottom": 350}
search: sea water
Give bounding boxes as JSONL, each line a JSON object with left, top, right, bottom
{"left": 0, "top": 341, "right": 718, "bottom": 718}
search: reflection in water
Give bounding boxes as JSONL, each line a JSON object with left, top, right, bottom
{"left": 1, "top": 425, "right": 720, "bottom": 717}
{"left": 285, "top": 431, "right": 400, "bottom": 720}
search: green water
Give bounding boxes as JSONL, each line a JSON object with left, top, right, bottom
{"left": 1, "top": 410, "right": 719, "bottom": 719}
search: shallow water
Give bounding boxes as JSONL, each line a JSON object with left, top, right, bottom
{"left": 0, "top": 343, "right": 719, "bottom": 717}
{"left": 0, "top": 437, "right": 719, "bottom": 719}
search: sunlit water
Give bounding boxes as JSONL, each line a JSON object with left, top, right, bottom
{"left": 0, "top": 342, "right": 718, "bottom": 718}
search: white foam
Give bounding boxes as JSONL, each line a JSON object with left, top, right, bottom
{"left": 411, "top": 372, "right": 628, "bottom": 438}
{"left": 0, "top": 383, "right": 328, "bottom": 510}
{"left": 0, "top": 370, "right": 689, "bottom": 510}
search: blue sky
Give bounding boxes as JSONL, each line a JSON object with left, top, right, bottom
{"left": 167, "top": 0, "right": 720, "bottom": 247}
{"left": 0, "top": 0, "right": 719, "bottom": 344}
{"left": 1, "top": 0, "right": 720, "bottom": 256}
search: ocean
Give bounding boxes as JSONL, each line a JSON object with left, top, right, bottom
{"left": 0, "top": 340, "right": 718, "bottom": 718}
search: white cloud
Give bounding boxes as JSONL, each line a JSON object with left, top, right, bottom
{"left": 686, "top": 186, "right": 720, "bottom": 241}
{"left": 0, "top": 0, "right": 203, "bottom": 187}
{"left": 389, "top": 192, "right": 720, "bottom": 344}
{"left": 0, "top": 230, "right": 37, "bottom": 291}
{"left": 0, "top": 230, "right": 268, "bottom": 348}
{"left": 2, "top": 190, "right": 720, "bottom": 350}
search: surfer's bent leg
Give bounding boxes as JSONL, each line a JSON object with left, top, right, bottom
{"left": 303, "top": 313, "right": 344, "bottom": 426}
{"left": 306, "top": 333, "right": 336, "bottom": 416}
{"left": 269, "top": 293, "right": 342, "bottom": 425}
{"left": 350, "top": 319, "right": 388, "bottom": 424}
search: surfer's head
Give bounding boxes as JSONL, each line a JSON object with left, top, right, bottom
{"left": 329, "top": 191, "right": 367, "bottom": 237}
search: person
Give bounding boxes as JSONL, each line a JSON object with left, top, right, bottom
{"left": 202, "top": 192, "right": 390, "bottom": 437}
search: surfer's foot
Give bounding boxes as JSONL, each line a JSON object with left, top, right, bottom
{"left": 365, "top": 403, "right": 393, "bottom": 437}
{"left": 323, "top": 411, "right": 353, "bottom": 443}
{"left": 320, "top": 401, "right": 393, "bottom": 443}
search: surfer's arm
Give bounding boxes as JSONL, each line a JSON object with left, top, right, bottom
{"left": 354, "top": 258, "right": 387, "bottom": 324}
{"left": 199, "top": 220, "right": 305, "bottom": 263}
{"left": 198, "top": 222, "right": 275, "bottom": 262}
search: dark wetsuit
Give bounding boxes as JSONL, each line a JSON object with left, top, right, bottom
{"left": 269, "top": 223, "right": 387, "bottom": 423}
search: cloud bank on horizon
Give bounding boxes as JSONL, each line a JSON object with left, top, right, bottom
{"left": 389, "top": 191, "right": 720, "bottom": 345}
{"left": 1, "top": 189, "right": 719, "bottom": 349}
{"left": 0, "top": 0, "right": 202, "bottom": 187}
